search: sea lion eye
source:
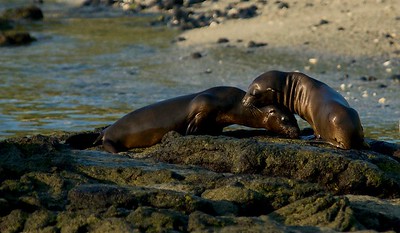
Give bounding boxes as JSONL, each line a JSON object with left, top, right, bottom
{"left": 252, "top": 89, "right": 259, "bottom": 96}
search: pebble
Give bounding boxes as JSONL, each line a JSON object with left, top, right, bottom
{"left": 191, "top": 52, "right": 202, "bottom": 59}
{"left": 276, "top": 1, "right": 289, "bottom": 9}
{"left": 390, "top": 74, "right": 400, "bottom": 83}
{"left": 217, "top": 38, "right": 229, "bottom": 43}
{"left": 316, "top": 19, "right": 330, "bottom": 26}
{"left": 227, "top": 8, "right": 239, "bottom": 18}
{"left": 383, "top": 60, "right": 391, "bottom": 66}
{"left": 378, "top": 98, "right": 386, "bottom": 104}
{"left": 360, "top": 76, "right": 377, "bottom": 81}
{"left": 308, "top": 58, "right": 318, "bottom": 65}
{"left": 246, "top": 41, "right": 267, "bottom": 48}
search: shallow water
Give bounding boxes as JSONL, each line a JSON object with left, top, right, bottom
{"left": 0, "top": 1, "right": 399, "bottom": 143}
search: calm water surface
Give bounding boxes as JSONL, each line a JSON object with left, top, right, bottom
{"left": 0, "top": 1, "right": 399, "bottom": 143}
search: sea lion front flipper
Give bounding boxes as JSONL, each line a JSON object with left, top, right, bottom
{"left": 186, "top": 112, "right": 205, "bottom": 135}
{"left": 102, "top": 139, "right": 120, "bottom": 154}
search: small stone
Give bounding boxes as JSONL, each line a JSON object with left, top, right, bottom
{"left": 383, "top": 60, "right": 391, "bottom": 66}
{"left": 276, "top": 1, "right": 289, "bottom": 9}
{"left": 308, "top": 58, "right": 318, "bottom": 65}
{"left": 209, "top": 21, "right": 219, "bottom": 27}
{"left": 360, "top": 76, "right": 377, "bottom": 81}
{"left": 314, "top": 19, "right": 329, "bottom": 27}
{"left": 319, "top": 19, "right": 329, "bottom": 25}
{"left": 2, "top": 5, "right": 44, "bottom": 21}
{"left": 362, "top": 91, "right": 368, "bottom": 98}
{"left": 246, "top": 41, "right": 267, "bottom": 48}
{"left": 191, "top": 52, "right": 202, "bottom": 59}
{"left": 217, "top": 38, "right": 229, "bottom": 43}
{"left": 390, "top": 74, "right": 400, "bottom": 83}
{"left": 0, "top": 31, "right": 36, "bottom": 46}
{"left": 238, "top": 5, "right": 257, "bottom": 19}
{"left": 227, "top": 8, "right": 239, "bottom": 18}
{"left": 378, "top": 98, "right": 386, "bottom": 104}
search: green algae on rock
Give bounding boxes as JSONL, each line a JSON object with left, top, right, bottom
{"left": 0, "top": 131, "right": 399, "bottom": 232}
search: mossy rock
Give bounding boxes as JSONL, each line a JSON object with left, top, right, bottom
{"left": 0, "top": 30, "right": 36, "bottom": 46}
{"left": 1, "top": 5, "right": 43, "bottom": 21}
{"left": 0, "top": 18, "right": 13, "bottom": 31}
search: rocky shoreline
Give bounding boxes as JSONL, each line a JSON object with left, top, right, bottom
{"left": 1, "top": 1, "right": 399, "bottom": 232}
{"left": 1, "top": 130, "right": 399, "bottom": 232}
{"left": 0, "top": 5, "right": 42, "bottom": 46}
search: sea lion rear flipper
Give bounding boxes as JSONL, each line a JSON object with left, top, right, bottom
{"left": 93, "top": 131, "right": 104, "bottom": 145}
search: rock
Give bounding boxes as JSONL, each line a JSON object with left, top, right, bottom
{"left": 346, "top": 195, "right": 400, "bottom": 232}
{"left": 149, "top": 133, "right": 400, "bottom": 197}
{"left": 390, "top": 74, "right": 400, "bottom": 83}
{"left": 269, "top": 194, "right": 364, "bottom": 231}
{"left": 191, "top": 52, "right": 202, "bottom": 59}
{"left": 126, "top": 206, "right": 188, "bottom": 232}
{"left": 360, "top": 76, "right": 378, "bottom": 81}
{"left": 0, "top": 131, "right": 399, "bottom": 232}
{"left": 317, "top": 19, "right": 330, "bottom": 26}
{"left": 238, "top": 5, "right": 258, "bottom": 19}
{"left": 276, "top": 1, "right": 289, "bottom": 9}
{"left": 217, "top": 37, "right": 229, "bottom": 43}
{"left": 0, "top": 18, "right": 14, "bottom": 31}
{"left": 0, "top": 31, "right": 36, "bottom": 46}
{"left": 1, "top": 5, "right": 43, "bottom": 21}
{"left": 158, "top": 0, "right": 184, "bottom": 10}
{"left": 247, "top": 40, "right": 268, "bottom": 48}
{"left": 202, "top": 185, "right": 270, "bottom": 216}
{"left": 82, "top": 0, "right": 116, "bottom": 7}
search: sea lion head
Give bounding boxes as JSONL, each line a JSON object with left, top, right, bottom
{"left": 242, "top": 71, "right": 285, "bottom": 108}
{"left": 260, "top": 105, "right": 300, "bottom": 139}
{"left": 326, "top": 106, "right": 366, "bottom": 149}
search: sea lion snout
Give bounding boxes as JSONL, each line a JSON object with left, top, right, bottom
{"left": 260, "top": 105, "right": 300, "bottom": 139}
{"left": 242, "top": 93, "right": 257, "bottom": 107}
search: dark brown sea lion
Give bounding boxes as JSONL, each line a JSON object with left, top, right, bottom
{"left": 242, "top": 70, "right": 365, "bottom": 149}
{"left": 98, "top": 86, "right": 300, "bottom": 153}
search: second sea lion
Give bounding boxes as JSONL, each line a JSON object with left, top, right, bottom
{"left": 98, "top": 86, "right": 300, "bottom": 153}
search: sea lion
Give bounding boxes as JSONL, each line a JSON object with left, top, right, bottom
{"left": 242, "top": 70, "right": 365, "bottom": 149}
{"left": 98, "top": 86, "right": 300, "bottom": 153}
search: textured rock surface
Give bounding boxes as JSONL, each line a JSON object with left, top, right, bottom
{"left": 0, "top": 131, "right": 399, "bottom": 232}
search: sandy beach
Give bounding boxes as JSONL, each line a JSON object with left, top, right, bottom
{"left": 177, "top": 0, "right": 399, "bottom": 58}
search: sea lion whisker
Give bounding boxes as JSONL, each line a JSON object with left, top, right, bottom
{"left": 247, "top": 104, "right": 263, "bottom": 117}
